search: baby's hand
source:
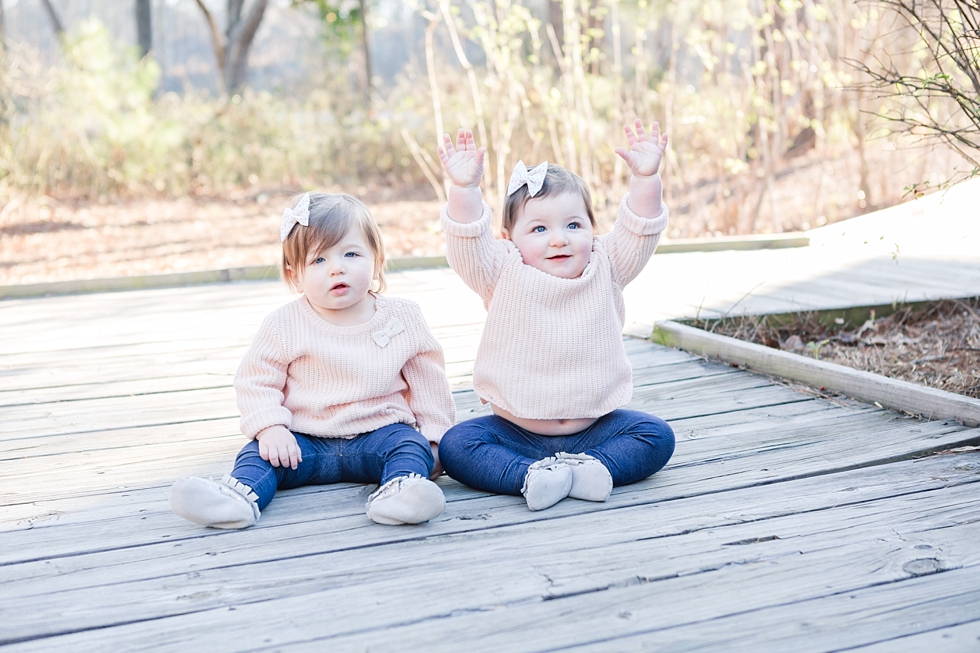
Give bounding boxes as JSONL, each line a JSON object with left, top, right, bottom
{"left": 256, "top": 425, "right": 302, "bottom": 470}
{"left": 614, "top": 119, "right": 668, "bottom": 178}
{"left": 438, "top": 129, "right": 486, "bottom": 188}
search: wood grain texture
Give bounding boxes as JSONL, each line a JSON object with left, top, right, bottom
{"left": 4, "top": 236, "right": 980, "bottom": 651}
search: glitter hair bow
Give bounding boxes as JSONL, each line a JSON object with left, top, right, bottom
{"left": 506, "top": 161, "right": 549, "bottom": 197}
{"left": 280, "top": 192, "right": 311, "bottom": 242}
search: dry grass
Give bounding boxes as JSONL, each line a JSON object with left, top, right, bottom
{"left": 1, "top": 140, "right": 965, "bottom": 286}
{"left": 700, "top": 299, "right": 980, "bottom": 399}
{"left": 0, "top": 185, "right": 445, "bottom": 285}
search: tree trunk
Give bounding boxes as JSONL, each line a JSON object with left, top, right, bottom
{"left": 40, "top": 0, "right": 65, "bottom": 37}
{"left": 194, "top": 0, "right": 268, "bottom": 94}
{"left": 136, "top": 0, "right": 152, "bottom": 58}
{"left": 223, "top": 0, "right": 268, "bottom": 93}
{"left": 357, "top": 0, "right": 373, "bottom": 102}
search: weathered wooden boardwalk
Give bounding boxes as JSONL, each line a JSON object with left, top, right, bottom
{"left": 3, "top": 181, "right": 980, "bottom": 651}
{"left": 2, "top": 266, "right": 980, "bottom": 651}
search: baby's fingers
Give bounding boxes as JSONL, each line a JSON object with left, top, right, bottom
{"left": 614, "top": 147, "right": 632, "bottom": 164}
{"left": 289, "top": 442, "right": 302, "bottom": 470}
{"left": 622, "top": 124, "right": 638, "bottom": 149}
{"left": 437, "top": 133, "right": 456, "bottom": 166}
{"left": 633, "top": 119, "right": 648, "bottom": 141}
{"left": 258, "top": 439, "right": 279, "bottom": 467}
{"left": 456, "top": 128, "right": 473, "bottom": 150}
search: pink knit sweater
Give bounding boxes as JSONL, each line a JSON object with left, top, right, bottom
{"left": 234, "top": 295, "right": 455, "bottom": 443}
{"left": 441, "top": 195, "right": 668, "bottom": 420}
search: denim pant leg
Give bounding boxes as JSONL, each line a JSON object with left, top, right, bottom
{"left": 340, "top": 422, "right": 434, "bottom": 485}
{"left": 564, "top": 409, "right": 675, "bottom": 486}
{"left": 230, "top": 425, "right": 434, "bottom": 510}
{"left": 440, "top": 415, "right": 558, "bottom": 496}
{"left": 229, "top": 433, "right": 344, "bottom": 511}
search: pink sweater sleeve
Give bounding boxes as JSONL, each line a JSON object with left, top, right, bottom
{"left": 602, "top": 194, "right": 669, "bottom": 288}
{"left": 401, "top": 308, "right": 456, "bottom": 443}
{"left": 234, "top": 316, "right": 293, "bottom": 439}
{"left": 441, "top": 202, "right": 507, "bottom": 303}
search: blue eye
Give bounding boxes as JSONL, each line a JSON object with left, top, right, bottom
{"left": 313, "top": 257, "right": 325, "bottom": 264}
{"left": 533, "top": 226, "right": 546, "bottom": 233}
{"left": 568, "top": 223, "right": 579, "bottom": 230}
{"left": 345, "top": 252, "right": 358, "bottom": 258}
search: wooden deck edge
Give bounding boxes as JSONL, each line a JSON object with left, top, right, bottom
{"left": 0, "top": 235, "right": 809, "bottom": 301}
{"left": 677, "top": 297, "right": 978, "bottom": 331}
{"left": 652, "top": 320, "right": 980, "bottom": 427}
{"left": 0, "top": 256, "right": 452, "bottom": 300}
{"left": 657, "top": 232, "right": 809, "bottom": 254}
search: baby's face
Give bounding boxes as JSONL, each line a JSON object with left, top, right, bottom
{"left": 288, "top": 228, "right": 378, "bottom": 324}
{"left": 503, "top": 192, "right": 594, "bottom": 279}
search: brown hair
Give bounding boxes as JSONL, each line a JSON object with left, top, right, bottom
{"left": 281, "top": 193, "right": 386, "bottom": 293}
{"left": 502, "top": 164, "right": 596, "bottom": 236}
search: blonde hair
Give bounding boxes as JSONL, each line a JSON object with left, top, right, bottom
{"left": 281, "top": 193, "right": 386, "bottom": 293}
{"left": 502, "top": 164, "right": 596, "bottom": 236}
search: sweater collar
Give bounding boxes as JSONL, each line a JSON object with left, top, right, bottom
{"left": 296, "top": 294, "right": 389, "bottom": 335}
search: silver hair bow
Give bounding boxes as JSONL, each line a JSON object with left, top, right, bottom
{"left": 506, "top": 161, "right": 549, "bottom": 197}
{"left": 280, "top": 192, "right": 311, "bottom": 242}
{"left": 372, "top": 317, "right": 405, "bottom": 348}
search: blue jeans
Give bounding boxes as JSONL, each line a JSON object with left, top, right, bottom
{"left": 230, "top": 423, "right": 434, "bottom": 510}
{"left": 439, "top": 409, "right": 675, "bottom": 496}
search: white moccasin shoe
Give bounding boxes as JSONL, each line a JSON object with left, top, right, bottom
{"left": 366, "top": 474, "right": 446, "bottom": 525}
{"left": 556, "top": 452, "right": 613, "bottom": 502}
{"left": 521, "top": 457, "right": 573, "bottom": 511}
{"left": 169, "top": 474, "right": 261, "bottom": 529}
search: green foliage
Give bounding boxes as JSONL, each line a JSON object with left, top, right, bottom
{"left": 293, "top": 0, "right": 366, "bottom": 56}
{"left": 0, "top": 20, "right": 175, "bottom": 195}
{"left": 0, "top": 19, "right": 423, "bottom": 198}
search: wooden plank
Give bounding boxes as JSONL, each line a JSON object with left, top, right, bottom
{"left": 261, "top": 533, "right": 980, "bottom": 653}
{"left": 0, "top": 374, "right": 235, "bottom": 408}
{"left": 552, "top": 566, "right": 980, "bottom": 653}
{"left": 653, "top": 320, "right": 980, "bottom": 426}
{"left": 0, "top": 398, "right": 849, "bottom": 527}
{"left": 842, "top": 620, "right": 980, "bottom": 653}
{"left": 3, "top": 469, "right": 978, "bottom": 650}
{"left": 2, "top": 414, "right": 975, "bottom": 570}
{"left": 0, "top": 362, "right": 764, "bottom": 442}
{"left": 3, "top": 396, "right": 972, "bottom": 510}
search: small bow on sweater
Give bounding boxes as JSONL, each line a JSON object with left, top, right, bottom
{"left": 372, "top": 317, "right": 405, "bottom": 347}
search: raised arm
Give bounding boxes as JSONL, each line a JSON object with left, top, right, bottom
{"left": 437, "top": 129, "right": 506, "bottom": 301}
{"left": 605, "top": 119, "right": 671, "bottom": 286}
{"left": 438, "top": 129, "right": 486, "bottom": 223}
{"left": 615, "top": 118, "right": 668, "bottom": 218}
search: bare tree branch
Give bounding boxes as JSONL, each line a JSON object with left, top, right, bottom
{"left": 195, "top": 0, "right": 227, "bottom": 74}
{"left": 852, "top": 0, "right": 980, "bottom": 180}
{"left": 39, "top": 0, "right": 65, "bottom": 37}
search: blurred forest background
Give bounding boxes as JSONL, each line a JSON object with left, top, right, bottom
{"left": 0, "top": 0, "right": 976, "bottom": 283}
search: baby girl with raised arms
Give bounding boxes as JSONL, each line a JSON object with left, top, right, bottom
{"left": 436, "top": 118, "right": 676, "bottom": 511}
{"left": 170, "top": 193, "right": 455, "bottom": 528}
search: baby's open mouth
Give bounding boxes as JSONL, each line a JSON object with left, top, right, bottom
{"left": 547, "top": 255, "right": 571, "bottom": 261}
{"left": 329, "top": 283, "right": 350, "bottom": 294}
